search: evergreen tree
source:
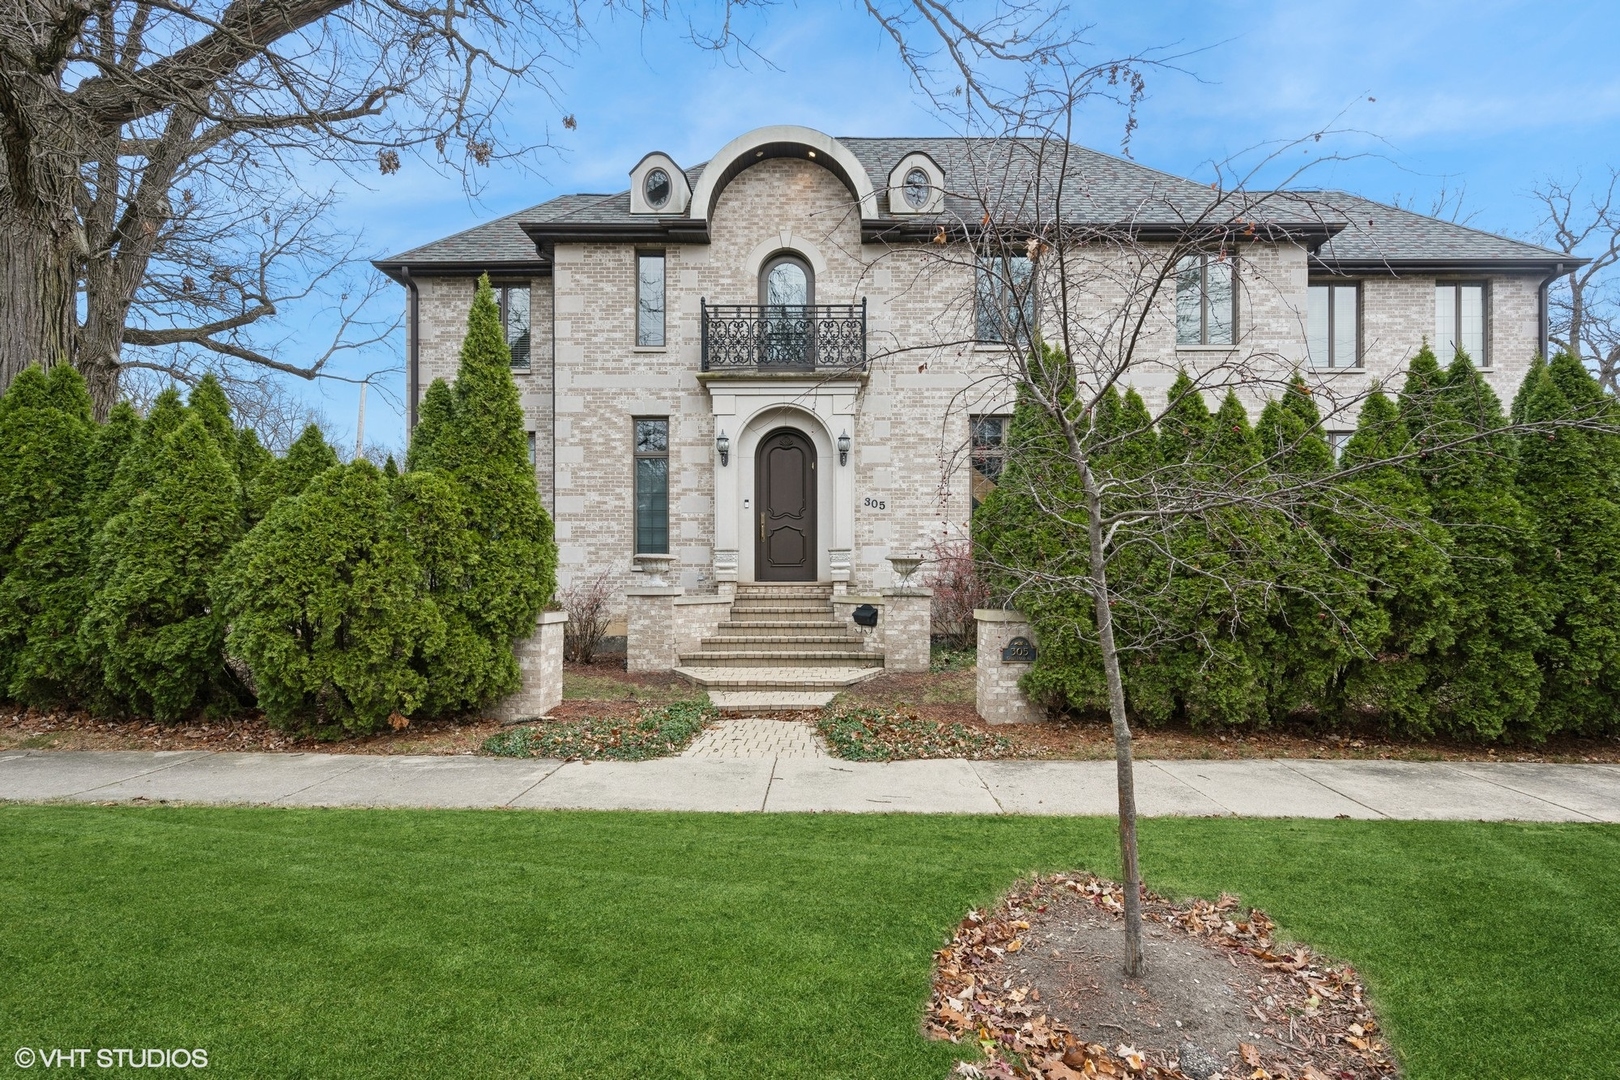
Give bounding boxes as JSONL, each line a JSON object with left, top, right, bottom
{"left": 1397, "top": 345, "right": 1545, "bottom": 738}
{"left": 406, "top": 378, "right": 454, "bottom": 472}
{"left": 407, "top": 275, "right": 557, "bottom": 714}
{"left": 0, "top": 366, "right": 93, "bottom": 697}
{"left": 1515, "top": 352, "right": 1620, "bottom": 735}
{"left": 247, "top": 423, "right": 339, "bottom": 523}
{"left": 215, "top": 461, "right": 444, "bottom": 733}
{"left": 100, "top": 387, "right": 188, "bottom": 522}
{"left": 236, "top": 428, "right": 272, "bottom": 491}
{"left": 1332, "top": 392, "right": 1457, "bottom": 731}
{"left": 188, "top": 374, "right": 235, "bottom": 451}
{"left": 82, "top": 417, "right": 245, "bottom": 720}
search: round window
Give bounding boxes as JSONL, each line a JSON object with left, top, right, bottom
{"left": 903, "top": 167, "right": 932, "bottom": 209}
{"left": 644, "top": 168, "right": 671, "bottom": 210}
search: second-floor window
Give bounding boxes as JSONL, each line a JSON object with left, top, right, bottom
{"left": 975, "top": 255, "right": 1034, "bottom": 344}
{"left": 637, "top": 251, "right": 665, "bottom": 347}
{"left": 496, "top": 283, "right": 531, "bottom": 368}
{"left": 1175, "top": 253, "right": 1235, "bottom": 346}
{"left": 633, "top": 418, "right": 669, "bottom": 555}
{"left": 1435, "top": 282, "right": 1487, "bottom": 366}
{"left": 1308, "top": 281, "right": 1360, "bottom": 368}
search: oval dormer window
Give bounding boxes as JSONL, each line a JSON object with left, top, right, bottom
{"left": 903, "top": 167, "right": 931, "bottom": 209}
{"left": 645, "top": 168, "right": 672, "bottom": 210}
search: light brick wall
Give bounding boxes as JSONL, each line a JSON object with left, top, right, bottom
{"left": 410, "top": 274, "right": 555, "bottom": 513}
{"left": 878, "top": 589, "right": 932, "bottom": 673}
{"left": 625, "top": 588, "right": 681, "bottom": 672}
{"left": 405, "top": 152, "right": 1549, "bottom": 620}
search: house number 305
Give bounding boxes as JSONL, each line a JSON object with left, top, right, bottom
{"left": 863, "top": 497, "right": 887, "bottom": 510}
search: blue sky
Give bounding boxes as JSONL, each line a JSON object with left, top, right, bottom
{"left": 303, "top": 0, "right": 1620, "bottom": 452}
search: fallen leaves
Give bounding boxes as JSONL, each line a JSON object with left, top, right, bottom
{"left": 927, "top": 872, "right": 1401, "bottom": 1080}
{"left": 816, "top": 705, "right": 1017, "bottom": 761}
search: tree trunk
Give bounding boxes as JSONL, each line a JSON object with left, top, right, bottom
{"left": 1083, "top": 467, "right": 1145, "bottom": 977}
{"left": 0, "top": 204, "right": 76, "bottom": 395}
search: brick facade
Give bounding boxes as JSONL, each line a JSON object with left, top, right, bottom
{"left": 392, "top": 129, "right": 1558, "bottom": 623}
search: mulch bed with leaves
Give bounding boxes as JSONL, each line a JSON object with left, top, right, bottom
{"left": 816, "top": 705, "right": 1019, "bottom": 761}
{"left": 929, "top": 873, "right": 1398, "bottom": 1080}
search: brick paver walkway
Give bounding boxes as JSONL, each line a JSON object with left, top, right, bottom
{"left": 681, "top": 717, "right": 829, "bottom": 759}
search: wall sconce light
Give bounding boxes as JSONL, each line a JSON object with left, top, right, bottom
{"left": 716, "top": 430, "right": 730, "bottom": 466}
{"left": 837, "top": 430, "right": 851, "bottom": 466}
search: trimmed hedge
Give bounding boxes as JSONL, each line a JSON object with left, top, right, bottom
{"left": 0, "top": 276, "right": 556, "bottom": 732}
{"left": 974, "top": 344, "right": 1620, "bottom": 741}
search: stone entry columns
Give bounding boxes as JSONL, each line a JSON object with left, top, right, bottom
{"left": 975, "top": 609, "right": 1042, "bottom": 724}
{"left": 490, "top": 610, "right": 567, "bottom": 721}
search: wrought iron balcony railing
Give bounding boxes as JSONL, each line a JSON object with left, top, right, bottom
{"left": 700, "top": 300, "right": 867, "bottom": 373}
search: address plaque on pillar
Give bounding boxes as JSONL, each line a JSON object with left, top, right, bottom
{"left": 1001, "top": 636, "right": 1037, "bottom": 663}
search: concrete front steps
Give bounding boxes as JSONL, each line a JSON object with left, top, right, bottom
{"left": 675, "top": 582, "right": 884, "bottom": 711}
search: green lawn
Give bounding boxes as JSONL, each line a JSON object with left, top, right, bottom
{"left": 1, "top": 808, "right": 1615, "bottom": 1079}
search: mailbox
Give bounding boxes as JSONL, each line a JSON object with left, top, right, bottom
{"left": 851, "top": 604, "right": 879, "bottom": 628}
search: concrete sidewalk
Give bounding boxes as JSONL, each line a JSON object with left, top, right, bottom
{"left": 2, "top": 747, "right": 1618, "bottom": 819}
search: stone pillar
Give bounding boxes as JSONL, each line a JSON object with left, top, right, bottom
{"left": 975, "top": 608, "right": 1042, "bottom": 725}
{"left": 880, "top": 588, "right": 933, "bottom": 673}
{"left": 625, "top": 587, "right": 684, "bottom": 672}
{"left": 491, "top": 610, "right": 567, "bottom": 722}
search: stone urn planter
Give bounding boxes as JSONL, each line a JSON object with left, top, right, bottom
{"left": 633, "top": 553, "right": 677, "bottom": 587}
{"left": 887, "top": 552, "right": 924, "bottom": 589}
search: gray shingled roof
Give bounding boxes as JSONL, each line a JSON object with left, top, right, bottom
{"left": 376, "top": 138, "right": 1565, "bottom": 270}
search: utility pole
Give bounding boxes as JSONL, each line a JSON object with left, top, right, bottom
{"left": 354, "top": 382, "right": 367, "bottom": 461}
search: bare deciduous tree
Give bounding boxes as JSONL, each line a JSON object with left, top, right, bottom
{"left": 1535, "top": 170, "right": 1620, "bottom": 390}
{"left": 0, "top": 0, "right": 1103, "bottom": 417}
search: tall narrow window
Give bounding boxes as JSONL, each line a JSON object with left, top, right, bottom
{"left": 496, "top": 283, "right": 531, "bottom": 368}
{"left": 975, "top": 255, "right": 1034, "bottom": 343}
{"left": 526, "top": 431, "right": 537, "bottom": 467}
{"left": 1307, "top": 282, "right": 1360, "bottom": 367}
{"left": 633, "top": 418, "right": 669, "bottom": 555}
{"left": 1175, "top": 253, "right": 1235, "bottom": 345}
{"left": 1435, "top": 282, "right": 1487, "bottom": 366}
{"left": 1326, "top": 430, "right": 1352, "bottom": 462}
{"left": 970, "top": 415, "right": 1010, "bottom": 511}
{"left": 636, "top": 252, "right": 665, "bottom": 347}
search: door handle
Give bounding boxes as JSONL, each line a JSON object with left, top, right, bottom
{"left": 760, "top": 512, "right": 765, "bottom": 541}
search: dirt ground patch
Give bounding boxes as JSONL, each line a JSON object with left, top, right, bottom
{"left": 930, "top": 873, "right": 1398, "bottom": 1080}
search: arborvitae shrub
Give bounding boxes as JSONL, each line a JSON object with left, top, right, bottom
{"left": 247, "top": 423, "right": 339, "bottom": 522}
{"left": 0, "top": 365, "right": 93, "bottom": 699}
{"left": 406, "top": 275, "right": 557, "bottom": 714}
{"left": 215, "top": 461, "right": 443, "bottom": 734}
{"left": 1332, "top": 392, "right": 1457, "bottom": 731}
{"left": 82, "top": 416, "right": 245, "bottom": 720}
{"left": 1516, "top": 351, "right": 1620, "bottom": 735}
{"left": 1399, "top": 347, "right": 1547, "bottom": 739}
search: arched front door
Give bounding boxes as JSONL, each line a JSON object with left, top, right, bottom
{"left": 755, "top": 428, "right": 817, "bottom": 581}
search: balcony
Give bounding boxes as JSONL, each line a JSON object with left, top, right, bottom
{"left": 700, "top": 300, "right": 867, "bottom": 373}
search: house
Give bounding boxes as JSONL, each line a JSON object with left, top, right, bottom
{"left": 373, "top": 124, "right": 1572, "bottom": 698}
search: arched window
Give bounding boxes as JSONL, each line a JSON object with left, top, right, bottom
{"left": 644, "top": 168, "right": 672, "bottom": 210}
{"left": 758, "top": 253, "right": 814, "bottom": 368}
{"left": 760, "top": 253, "right": 813, "bottom": 307}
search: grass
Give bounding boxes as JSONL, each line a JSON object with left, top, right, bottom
{"left": 561, "top": 667, "right": 701, "bottom": 704}
{"left": 0, "top": 809, "right": 1616, "bottom": 1079}
{"left": 483, "top": 701, "right": 715, "bottom": 760}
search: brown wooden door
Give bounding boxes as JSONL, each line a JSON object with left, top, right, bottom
{"left": 755, "top": 428, "right": 817, "bottom": 581}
